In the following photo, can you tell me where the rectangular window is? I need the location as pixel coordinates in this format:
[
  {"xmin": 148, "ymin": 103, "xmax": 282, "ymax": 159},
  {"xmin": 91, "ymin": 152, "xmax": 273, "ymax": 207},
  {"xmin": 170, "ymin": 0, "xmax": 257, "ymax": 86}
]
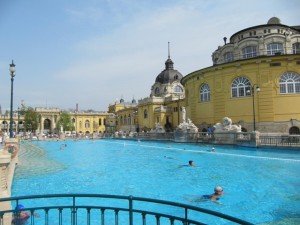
[
  {"xmin": 224, "ymin": 52, "xmax": 234, "ymax": 63},
  {"xmin": 287, "ymin": 83, "xmax": 294, "ymax": 93},
  {"xmin": 242, "ymin": 46, "xmax": 257, "ymax": 59},
  {"xmin": 232, "ymin": 89, "xmax": 237, "ymax": 97},
  {"xmin": 296, "ymin": 83, "xmax": 300, "ymax": 93},
  {"xmin": 280, "ymin": 84, "xmax": 285, "ymax": 93},
  {"xmin": 293, "ymin": 43, "xmax": 300, "ymax": 54},
  {"xmin": 238, "ymin": 87, "xmax": 245, "ymax": 96},
  {"xmin": 267, "ymin": 43, "xmax": 284, "ymax": 55}
]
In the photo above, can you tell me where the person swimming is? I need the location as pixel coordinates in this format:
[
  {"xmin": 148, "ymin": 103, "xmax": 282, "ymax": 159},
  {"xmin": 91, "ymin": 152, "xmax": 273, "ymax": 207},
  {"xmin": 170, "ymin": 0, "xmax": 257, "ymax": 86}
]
[
  {"xmin": 207, "ymin": 147, "xmax": 215, "ymax": 152},
  {"xmin": 179, "ymin": 160, "xmax": 196, "ymax": 168},
  {"xmin": 202, "ymin": 186, "xmax": 223, "ymax": 204},
  {"xmin": 188, "ymin": 160, "xmax": 195, "ymax": 166}
]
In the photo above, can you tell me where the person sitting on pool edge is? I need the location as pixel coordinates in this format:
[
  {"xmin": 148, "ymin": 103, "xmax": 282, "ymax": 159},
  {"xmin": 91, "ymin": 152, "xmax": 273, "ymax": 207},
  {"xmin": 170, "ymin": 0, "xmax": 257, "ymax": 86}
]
[
  {"xmin": 12, "ymin": 204, "xmax": 40, "ymax": 225},
  {"xmin": 202, "ymin": 186, "xmax": 224, "ymax": 205}
]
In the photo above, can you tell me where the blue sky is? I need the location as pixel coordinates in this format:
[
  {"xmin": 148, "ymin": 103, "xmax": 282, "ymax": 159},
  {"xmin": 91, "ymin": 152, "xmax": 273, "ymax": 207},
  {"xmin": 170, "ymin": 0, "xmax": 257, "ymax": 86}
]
[{"xmin": 0, "ymin": 0, "xmax": 299, "ymax": 112}]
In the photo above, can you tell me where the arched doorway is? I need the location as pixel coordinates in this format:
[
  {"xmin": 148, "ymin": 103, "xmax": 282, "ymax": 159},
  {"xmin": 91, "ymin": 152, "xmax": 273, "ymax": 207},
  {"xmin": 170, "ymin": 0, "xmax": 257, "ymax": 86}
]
[
  {"xmin": 44, "ymin": 119, "xmax": 51, "ymax": 133},
  {"xmin": 289, "ymin": 126, "xmax": 300, "ymax": 135}
]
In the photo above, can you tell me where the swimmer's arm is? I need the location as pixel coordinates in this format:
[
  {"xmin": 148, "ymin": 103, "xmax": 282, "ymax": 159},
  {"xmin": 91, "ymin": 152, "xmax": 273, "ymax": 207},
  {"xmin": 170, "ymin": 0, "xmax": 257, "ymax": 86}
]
[
  {"xmin": 210, "ymin": 196, "xmax": 223, "ymax": 205},
  {"xmin": 33, "ymin": 213, "xmax": 40, "ymax": 217}
]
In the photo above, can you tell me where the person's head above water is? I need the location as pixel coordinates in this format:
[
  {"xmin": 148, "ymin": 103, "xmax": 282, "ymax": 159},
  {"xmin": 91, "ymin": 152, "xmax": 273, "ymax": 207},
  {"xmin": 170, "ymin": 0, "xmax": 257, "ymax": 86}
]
[
  {"xmin": 214, "ymin": 186, "xmax": 223, "ymax": 195},
  {"xmin": 15, "ymin": 204, "xmax": 24, "ymax": 210},
  {"xmin": 188, "ymin": 160, "xmax": 195, "ymax": 166}
]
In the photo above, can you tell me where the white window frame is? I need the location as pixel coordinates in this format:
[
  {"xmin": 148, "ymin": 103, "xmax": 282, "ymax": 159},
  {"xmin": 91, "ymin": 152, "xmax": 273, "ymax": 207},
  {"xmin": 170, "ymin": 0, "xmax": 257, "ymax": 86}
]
[
  {"xmin": 279, "ymin": 72, "xmax": 300, "ymax": 94},
  {"xmin": 242, "ymin": 46, "xmax": 257, "ymax": 59},
  {"xmin": 232, "ymin": 77, "xmax": 251, "ymax": 97},
  {"xmin": 200, "ymin": 84, "xmax": 210, "ymax": 102},
  {"xmin": 267, "ymin": 42, "xmax": 284, "ymax": 55}
]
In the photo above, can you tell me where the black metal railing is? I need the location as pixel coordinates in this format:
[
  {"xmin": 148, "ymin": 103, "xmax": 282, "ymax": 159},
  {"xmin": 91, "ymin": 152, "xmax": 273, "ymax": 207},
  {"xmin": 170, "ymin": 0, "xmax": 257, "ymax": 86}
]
[{"xmin": 0, "ymin": 194, "xmax": 253, "ymax": 225}]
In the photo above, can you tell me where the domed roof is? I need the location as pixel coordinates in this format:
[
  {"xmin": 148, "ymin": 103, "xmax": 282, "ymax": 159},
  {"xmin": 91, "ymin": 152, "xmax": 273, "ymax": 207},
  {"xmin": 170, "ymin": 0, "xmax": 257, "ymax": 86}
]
[
  {"xmin": 267, "ymin": 17, "xmax": 281, "ymax": 25},
  {"xmin": 155, "ymin": 56, "xmax": 183, "ymax": 84},
  {"xmin": 155, "ymin": 42, "xmax": 183, "ymax": 84}
]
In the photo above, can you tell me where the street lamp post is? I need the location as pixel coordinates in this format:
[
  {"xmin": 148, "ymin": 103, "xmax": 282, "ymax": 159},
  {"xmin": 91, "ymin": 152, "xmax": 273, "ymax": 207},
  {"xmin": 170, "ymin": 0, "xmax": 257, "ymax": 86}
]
[
  {"xmin": 17, "ymin": 107, "xmax": 20, "ymax": 134},
  {"xmin": 248, "ymin": 84, "xmax": 260, "ymax": 131},
  {"xmin": 9, "ymin": 60, "xmax": 16, "ymax": 138}
]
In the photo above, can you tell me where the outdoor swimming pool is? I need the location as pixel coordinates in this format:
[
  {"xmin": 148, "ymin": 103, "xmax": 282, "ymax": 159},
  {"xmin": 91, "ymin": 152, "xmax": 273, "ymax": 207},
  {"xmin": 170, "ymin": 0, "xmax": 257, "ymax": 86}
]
[{"xmin": 12, "ymin": 139, "xmax": 300, "ymax": 224}]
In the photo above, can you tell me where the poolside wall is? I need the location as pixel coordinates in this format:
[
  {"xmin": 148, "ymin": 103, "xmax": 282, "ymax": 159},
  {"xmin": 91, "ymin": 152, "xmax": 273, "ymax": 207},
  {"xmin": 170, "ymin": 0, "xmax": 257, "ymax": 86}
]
[
  {"xmin": 113, "ymin": 132, "xmax": 300, "ymax": 148},
  {"xmin": 0, "ymin": 138, "xmax": 19, "ymax": 225}
]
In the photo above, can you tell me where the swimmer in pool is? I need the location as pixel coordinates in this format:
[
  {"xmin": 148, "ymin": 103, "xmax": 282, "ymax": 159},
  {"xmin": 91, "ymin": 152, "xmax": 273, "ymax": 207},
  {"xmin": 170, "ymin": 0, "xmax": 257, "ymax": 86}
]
[
  {"xmin": 202, "ymin": 186, "xmax": 224, "ymax": 205},
  {"xmin": 207, "ymin": 147, "xmax": 215, "ymax": 152},
  {"xmin": 164, "ymin": 156, "xmax": 176, "ymax": 159},
  {"xmin": 179, "ymin": 160, "xmax": 196, "ymax": 168},
  {"xmin": 189, "ymin": 160, "xmax": 195, "ymax": 166}
]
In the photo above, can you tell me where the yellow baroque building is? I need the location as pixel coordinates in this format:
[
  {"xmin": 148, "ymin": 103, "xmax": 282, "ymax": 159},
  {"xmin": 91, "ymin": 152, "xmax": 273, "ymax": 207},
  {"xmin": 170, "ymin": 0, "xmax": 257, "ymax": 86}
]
[
  {"xmin": 181, "ymin": 17, "xmax": 300, "ymax": 134},
  {"xmin": 110, "ymin": 46, "xmax": 186, "ymax": 133},
  {"xmin": 70, "ymin": 111, "xmax": 114, "ymax": 135}
]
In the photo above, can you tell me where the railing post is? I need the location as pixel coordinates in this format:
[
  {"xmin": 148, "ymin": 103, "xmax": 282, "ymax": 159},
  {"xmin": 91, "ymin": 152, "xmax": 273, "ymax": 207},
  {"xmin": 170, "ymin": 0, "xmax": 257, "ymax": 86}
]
[
  {"xmin": 129, "ymin": 195, "xmax": 133, "ymax": 225},
  {"xmin": 100, "ymin": 209, "xmax": 105, "ymax": 225},
  {"xmin": 184, "ymin": 207, "xmax": 188, "ymax": 225},
  {"xmin": 115, "ymin": 209, "xmax": 119, "ymax": 225},
  {"xmin": 72, "ymin": 196, "xmax": 76, "ymax": 225}
]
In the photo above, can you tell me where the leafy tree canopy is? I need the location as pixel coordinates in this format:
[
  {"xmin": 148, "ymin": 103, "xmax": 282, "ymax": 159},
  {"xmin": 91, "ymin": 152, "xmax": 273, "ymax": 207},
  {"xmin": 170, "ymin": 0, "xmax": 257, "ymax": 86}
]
[
  {"xmin": 24, "ymin": 107, "xmax": 38, "ymax": 132},
  {"xmin": 56, "ymin": 111, "xmax": 74, "ymax": 132}
]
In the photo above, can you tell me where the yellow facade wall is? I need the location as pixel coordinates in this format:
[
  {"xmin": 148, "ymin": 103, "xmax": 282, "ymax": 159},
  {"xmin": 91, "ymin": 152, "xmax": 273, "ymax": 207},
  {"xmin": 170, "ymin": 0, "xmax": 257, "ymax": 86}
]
[{"xmin": 182, "ymin": 55, "xmax": 300, "ymax": 132}]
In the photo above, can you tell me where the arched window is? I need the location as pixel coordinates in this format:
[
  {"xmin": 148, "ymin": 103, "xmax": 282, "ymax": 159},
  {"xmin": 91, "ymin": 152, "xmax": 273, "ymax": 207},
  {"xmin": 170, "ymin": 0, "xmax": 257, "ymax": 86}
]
[
  {"xmin": 267, "ymin": 43, "xmax": 283, "ymax": 55},
  {"xmin": 293, "ymin": 43, "xmax": 300, "ymax": 54},
  {"xmin": 120, "ymin": 116, "xmax": 123, "ymax": 125},
  {"xmin": 99, "ymin": 118, "xmax": 102, "ymax": 125},
  {"xmin": 200, "ymin": 84, "xmax": 210, "ymax": 102},
  {"xmin": 155, "ymin": 87, "xmax": 160, "ymax": 94},
  {"xmin": 224, "ymin": 52, "xmax": 234, "ymax": 63},
  {"xmin": 232, "ymin": 77, "xmax": 251, "ymax": 97},
  {"xmin": 242, "ymin": 46, "xmax": 257, "ymax": 59},
  {"xmin": 124, "ymin": 115, "xmax": 127, "ymax": 125},
  {"xmin": 279, "ymin": 72, "xmax": 300, "ymax": 94},
  {"xmin": 85, "ymin": 120, "xmax": 90, "ymax": 128},
  {"xmin": 144, "ymin": 109, "xmax": 148, "ymax": 119},
  {"xmin": 174, "ymin": 85, "xmax": 183, "ymax": 93}
]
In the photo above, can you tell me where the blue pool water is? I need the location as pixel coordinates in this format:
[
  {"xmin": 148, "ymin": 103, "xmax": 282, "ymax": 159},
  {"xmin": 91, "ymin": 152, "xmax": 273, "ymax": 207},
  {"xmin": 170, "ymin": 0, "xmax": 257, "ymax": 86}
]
[{"xmin": 12, "ymin": 139, "xmax": 300, "ymax": 224}]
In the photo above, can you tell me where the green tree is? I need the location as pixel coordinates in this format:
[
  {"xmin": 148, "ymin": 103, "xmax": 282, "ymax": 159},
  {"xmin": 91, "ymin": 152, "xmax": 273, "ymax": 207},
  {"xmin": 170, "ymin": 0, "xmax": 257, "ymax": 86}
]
[
  {"xmin": 24, "ymin": 107, "xmax": 38, "ymax": 132},
  {"xmin": 56, "ymin": 111, "xmax": 74, "ymax": 132}
]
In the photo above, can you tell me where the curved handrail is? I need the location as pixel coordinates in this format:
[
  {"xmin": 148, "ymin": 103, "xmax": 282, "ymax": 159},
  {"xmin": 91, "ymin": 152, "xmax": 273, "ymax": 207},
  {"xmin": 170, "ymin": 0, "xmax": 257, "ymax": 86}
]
[{"xmin": 0, "ymin": 193, "xmax": 254, "ymax": 225}]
